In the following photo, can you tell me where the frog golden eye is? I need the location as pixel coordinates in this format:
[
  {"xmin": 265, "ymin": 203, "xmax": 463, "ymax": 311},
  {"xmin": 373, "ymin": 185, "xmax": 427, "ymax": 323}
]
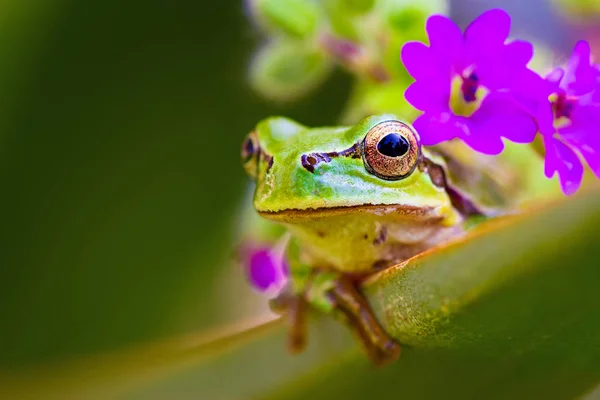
[
  {"xmin": 362, "ymin": 120, "xmax": 421, "ymax": 180},
  {"xmin": 241, "ymin": 130, "xmax": 260, "ymax": 179}
]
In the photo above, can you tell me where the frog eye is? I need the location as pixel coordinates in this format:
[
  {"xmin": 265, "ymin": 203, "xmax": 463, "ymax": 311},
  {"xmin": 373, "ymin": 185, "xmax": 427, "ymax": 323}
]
[
  {"xmin": 362, "ymin": 120, "xmax": 421, "ymax": 180},
  {"xmin": 241, "ymin": 130, "xmax": 260, "ymax": 179}
]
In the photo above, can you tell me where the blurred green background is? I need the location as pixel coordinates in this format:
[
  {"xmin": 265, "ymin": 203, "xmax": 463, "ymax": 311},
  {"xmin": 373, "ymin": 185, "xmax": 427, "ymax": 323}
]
[
  {"xmin": 1, "ymin": 0, "xmax": 600, "ymax": 396},
  {"xmin": 0, "ymin": 0, "xmax": 353, "ymax": 369}
]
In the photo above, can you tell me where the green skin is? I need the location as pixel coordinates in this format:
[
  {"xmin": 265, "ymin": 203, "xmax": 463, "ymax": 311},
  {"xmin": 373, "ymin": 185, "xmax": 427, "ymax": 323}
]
[{"xmin": 242, "ymin": 113, "xmax": 475, "ymax": 364}]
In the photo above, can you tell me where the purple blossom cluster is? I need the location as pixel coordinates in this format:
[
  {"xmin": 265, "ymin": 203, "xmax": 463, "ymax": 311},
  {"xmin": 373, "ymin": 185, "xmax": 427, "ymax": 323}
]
[{"xmin": 401, "ymin": 9, "xmax": 600, "ymax": 195}]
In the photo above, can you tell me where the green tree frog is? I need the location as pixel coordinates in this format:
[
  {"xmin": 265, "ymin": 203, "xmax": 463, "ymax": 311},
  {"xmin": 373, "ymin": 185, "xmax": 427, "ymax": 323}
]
[{"xmin": 240, "ymin": 113, "xmax": 547, "ymax": 365}]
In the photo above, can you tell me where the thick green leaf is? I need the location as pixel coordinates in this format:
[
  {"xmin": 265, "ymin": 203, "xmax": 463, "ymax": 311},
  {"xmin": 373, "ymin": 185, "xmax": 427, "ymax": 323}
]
[
  {"xmin": 0, "ymin": 0, "xmax": 350, "ymax": 373},
  {"xmin": 4, "ymin": 185, "xmax": 600, "ymax": 399}
]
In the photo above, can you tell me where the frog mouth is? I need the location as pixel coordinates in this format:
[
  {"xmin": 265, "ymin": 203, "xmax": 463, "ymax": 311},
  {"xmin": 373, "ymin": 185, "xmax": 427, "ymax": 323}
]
[{"xmin": 258, "ymin": 203, "xmax": 444, "ymax": 222}]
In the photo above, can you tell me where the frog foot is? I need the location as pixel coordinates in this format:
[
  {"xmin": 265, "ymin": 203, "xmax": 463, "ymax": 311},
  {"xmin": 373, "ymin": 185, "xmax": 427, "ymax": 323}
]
[
  {"xmin": 269, "ymin": 291, "xmax": 308, "ymax": 354},
  {"xmin": 269, "ymin": 270, "xmax": 400, "ymax": 366},
  {"xmin": 328, "ymin": 277, "xmax": 401, "ymax": 366}
]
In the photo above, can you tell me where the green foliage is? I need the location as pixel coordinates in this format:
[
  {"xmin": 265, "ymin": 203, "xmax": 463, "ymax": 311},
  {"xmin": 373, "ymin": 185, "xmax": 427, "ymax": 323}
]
[
  {"xmin": 4, "ymin": 187, "xmax": 600, "ymax": 399},
  {"xmin": 0, "ymin": 0, "xmax": 256, "ymax": 368},
  {"xmin": 0, "ymin": 0, "xmax": 349, "ymax": 381},
  {"xmin": 3, "ymin": 1, "xmax": 598, "ymax": 399},
  {"xmin": 246, "ymin": 0, "xmax": 447, "ymax": 106}
]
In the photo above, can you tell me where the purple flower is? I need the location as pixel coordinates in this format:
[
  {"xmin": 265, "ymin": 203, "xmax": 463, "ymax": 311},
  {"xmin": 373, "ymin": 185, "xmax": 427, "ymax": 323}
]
[
  {"xmin": 535, "ymin": 41, "xmax": 600, "ymax": 195},
  {"xmin": 243, "ymin": 246, "xmax": 289, "ymax": 294},
  {"xmin": 401, "ymin": 9, "xmax": 539, "ymax": 155}
]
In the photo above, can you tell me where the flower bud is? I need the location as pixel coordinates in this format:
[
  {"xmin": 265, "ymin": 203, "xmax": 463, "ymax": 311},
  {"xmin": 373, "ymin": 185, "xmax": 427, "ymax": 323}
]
[
  {"xmin": 337, "ymin": 0, "xmax": 376, "ymax": 14},
  {"xmin": 249, "ymin": 39, "xmax": 333, "ymax": 102},
  {"xmin": 550, "ymin": 0, "xmax": 600, "ymax": 21},
  {"xmin": 251, "ymin": 0, "xmax": 321, "ymax": 38}
]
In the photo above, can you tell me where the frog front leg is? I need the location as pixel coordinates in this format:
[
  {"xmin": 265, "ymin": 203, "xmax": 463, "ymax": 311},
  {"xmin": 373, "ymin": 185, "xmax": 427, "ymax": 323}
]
[{"xmin": 271, "ymin": 266, "xmax": 400, "ymax": 366}]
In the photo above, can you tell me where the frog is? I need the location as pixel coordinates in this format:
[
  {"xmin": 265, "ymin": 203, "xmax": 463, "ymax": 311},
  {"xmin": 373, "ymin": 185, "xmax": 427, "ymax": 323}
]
[{"xmin": 240, "ymin": 113, "xmax": 513, "ymax": 365}]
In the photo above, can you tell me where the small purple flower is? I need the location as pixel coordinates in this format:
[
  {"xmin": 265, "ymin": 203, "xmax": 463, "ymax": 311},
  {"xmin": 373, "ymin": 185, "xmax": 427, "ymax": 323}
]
[
  {"xmin": 534, "ymin": 41, "xmax": 600, "ymax": 195},
  {"xmin": 243, "ymin": 245, "xmax": 289, "ymax": 294},
  {"xmin": 401, "ymin": 9, "xmax": 539, "ymax": 155}
]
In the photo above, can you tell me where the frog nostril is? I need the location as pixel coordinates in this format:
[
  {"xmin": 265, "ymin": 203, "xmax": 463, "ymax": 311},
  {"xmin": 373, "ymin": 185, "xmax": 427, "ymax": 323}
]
[
  {"xmin": 301, "ymin": 153, "xmax": 331, "ymax": 172},
  {"xmin": 301, "ymin": 154, "xmax": 319, "ymax": 172}
]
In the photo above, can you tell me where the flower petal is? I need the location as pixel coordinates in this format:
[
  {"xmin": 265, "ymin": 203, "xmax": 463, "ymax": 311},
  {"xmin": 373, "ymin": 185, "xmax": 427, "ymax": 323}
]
[
  {"xmin": 543, "ymin": 136, "xmax": 584, "ymax": 196},
  {"xmin": 562, "ymin": 40, "xmax": 597, "ymax": 95},
  {"xmin": 468, "ymin": 92, "xmax": 538, "ymax": 146},
  {"xmin": 545, "ymin": 137, "xmax": 585, "ymax": 196},
  {"xmin": 592, "ymin": 69, "xmax": 600, "ymax": 103},
  {"xmin": 534, "ymin": 102, "xmax": 556, "ymax": 136},
  {"xmin": 413, "ymin": 112, "xmax": 464, "ymax": 146},
  {"xmin": 464, "ymin": 9, "xmax": 511, "ymax": 47},
  {"xmin": 574, "ymin": 142, "xmax": 600, "ymax": 180},
  {"xmin": 459, "ymin": 123, "xmax": 505, "ymax": 155},
  {"xmin": 505, "ymin": 40, "xmax": 534, "ymax": 66},
  {"xmin": 401, "ymin": 41, "xmax": 448, "ymax": 81},
  {"xmin": 510, "ymin": 69, "xmax": 556, "ymax": 135},
  {"xmin": 426, "ymin": 14, "xmax": 463, "ymax": 66},
  {"xmin": 546, "ymin": 67, "xmax": 565, "ymax": 85},
  {"xmin": 478, "ymin": 40, "xmax": 535, "ymax": 90},
  {"xmin": 404, "ymin": 80, "xmax": 450, "ymax": 112},
  {"xmin": 560, "ymin": 104, "xmax": 600, "ymax": 178}
]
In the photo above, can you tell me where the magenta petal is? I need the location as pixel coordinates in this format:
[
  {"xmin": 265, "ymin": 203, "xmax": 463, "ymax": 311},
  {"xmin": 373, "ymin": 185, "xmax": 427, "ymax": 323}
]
[
  {"xmin": 564, "ymin": 136, "xmax": 600, "ymax": 180},
  {"xmin": 546, "ymin": 68, "xmax": 565, "ymax": 85},
  {"xmin": 405, "ymin": 80, "xmax": 450, "ymax": 112},
  {"xmin": 535, "ymin": 103, "xmax": 556, "ymax": 136},
  {"xmin": 562, "ymin": 40, "xmax": 597, "ymax": 95},
  {"xmin": 469, "ymin": 93, "xmax": 538, "ymax": 145},
  {"xmin": 426, "ymin": 14, "xmax": 462, "ymax": 64},
  {"xmin": 464, "ymin": 9, "xmax": 511, "ymax": 46},
  {"xmin": 504, "ymin": 40, "xmax": 534, "ymax": 66},
  {"xmin": 510, "ymin": 69, "xmax": 555, "ymax": 134},
  {"xmin": 413, "ymin": 112, "xmax": 464, "ymax": 146},
  {"xmin": 543, "ymin": 136, "xmax": 557, "ymax": 179},
  {"xmin": 478, "ymin": 40, "xmax": 534, "ymax": 90},
  {"xmin": 593, "ymin": 86, "xmax": 600, "ymax": 104},
  {"xmin": 560, "ymin": 105, "xmax": 600, "ymax": 178},
  {"xmin": 562, "ymin": 104, "xmax": 600, "ymax": 145},
  {"xmin": 459, "ymin": 121, "xmax": 505, "ymax": 155},
  {"xmin": 543, "ymin": 136, "xmax": 584, "ymax": 196},
  {"xmin": 401, "ymin": 41, "xmax": 442, "ymax": 81},
  {"xmin": 570, "ymin": 104, "xmax": 600, "ymax": 132},
  {"xmin": 573, "ymin": 142, "xmax": 600, "ymax": 180}
]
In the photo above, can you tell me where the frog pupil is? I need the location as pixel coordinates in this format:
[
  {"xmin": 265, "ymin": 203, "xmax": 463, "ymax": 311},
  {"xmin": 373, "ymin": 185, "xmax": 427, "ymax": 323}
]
[{"xmin": 377, "ymin": 133, "xmax": 409, "ymax": 157}]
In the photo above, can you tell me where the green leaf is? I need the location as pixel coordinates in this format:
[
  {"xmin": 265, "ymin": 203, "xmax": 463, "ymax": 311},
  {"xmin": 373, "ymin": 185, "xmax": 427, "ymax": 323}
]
[
  {"xmin": 4, "ymin": 185, "xmax": 600, "ymax": 399},
  {"xmin": 0, "ymin": 0, "xmax": 334, "ymax": 371}
]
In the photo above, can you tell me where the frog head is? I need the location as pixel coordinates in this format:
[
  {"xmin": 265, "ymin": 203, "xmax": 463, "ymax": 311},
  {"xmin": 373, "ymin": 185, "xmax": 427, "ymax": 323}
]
[{"xmin": 242, "ymin": 114, "xmax": 461, "ymax": 224}]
